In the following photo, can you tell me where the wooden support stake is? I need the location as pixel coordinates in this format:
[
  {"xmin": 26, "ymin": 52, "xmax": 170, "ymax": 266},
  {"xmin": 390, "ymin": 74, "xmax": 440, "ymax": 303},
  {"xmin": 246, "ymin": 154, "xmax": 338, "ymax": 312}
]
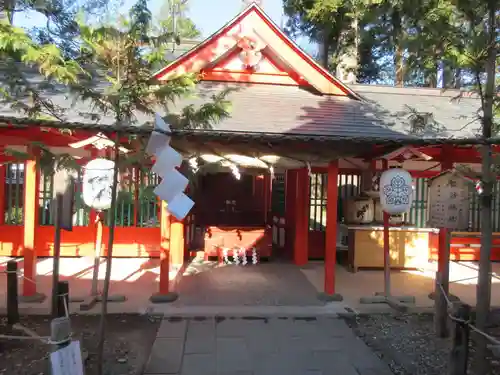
[
  {"xmin": 56, "ymin": 281, "xmax": 69, "ymax": 318},
  {"xmin": 449, "ymin": 303, "xmax": 471, "ymax": 375},
  {"xmin": 0, "ymin": 164, "xmax": 5, "ymax": 226},
  {"xmin": 434, "ymin": 228, "xmax": 451, "ymax": 337},
  {"xmin": 51, "ymin": 194, "xmax": 63, "ymax": 318},
  {"xmin": 6, "ymin": 260, "xmax": 19, "ymax": 325},
  {"xmin": 49, "ymin": 316, "xmax": 72, "ymax": 374}
]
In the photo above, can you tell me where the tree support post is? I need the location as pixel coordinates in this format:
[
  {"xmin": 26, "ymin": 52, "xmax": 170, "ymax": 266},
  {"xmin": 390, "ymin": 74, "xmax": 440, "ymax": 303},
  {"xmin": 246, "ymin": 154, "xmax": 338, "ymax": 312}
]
[{"xmin": 150, "ymin": 201, "xmax": 178, "ymax": 303}]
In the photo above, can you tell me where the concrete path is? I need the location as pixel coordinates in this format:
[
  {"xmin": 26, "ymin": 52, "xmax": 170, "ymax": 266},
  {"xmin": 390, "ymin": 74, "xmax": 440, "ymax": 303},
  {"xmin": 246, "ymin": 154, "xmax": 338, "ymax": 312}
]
[{"xmin": 144, "ymin": 316, "xmax": 393, "ymax": 375}]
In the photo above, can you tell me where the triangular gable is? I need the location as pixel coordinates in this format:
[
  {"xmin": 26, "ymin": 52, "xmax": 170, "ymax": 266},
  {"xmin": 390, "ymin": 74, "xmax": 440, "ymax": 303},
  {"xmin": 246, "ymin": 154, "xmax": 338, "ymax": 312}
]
[{"xmin": 153, "ymin": 3, "xmax": 359, "ymax": 97}]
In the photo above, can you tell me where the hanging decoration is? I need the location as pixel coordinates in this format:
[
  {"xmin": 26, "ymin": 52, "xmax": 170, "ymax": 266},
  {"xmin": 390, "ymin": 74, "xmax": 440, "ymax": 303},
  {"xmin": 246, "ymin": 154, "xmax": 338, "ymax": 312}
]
[
  {"xmin": 219, "ymin": 247, "xmax": 259, "ymax": 265},
  {"xmin": 240, "ymin": 248, "xmax": 247, "ymax": 265},
  {"xmin": 251, "ymin": 248, "xmax": 258, "ymax": 265},
  {"xmin": 189, "ymin": 157, "xmax": 199, "ymax": 174},
  {"xmin": 269, "ymin": 165, "xmax": 275, "ymax": 181},
  {"xmin": 146, "ymin": 114, "xmax": 194, "ymax": 220},
  {"xmin": 306, "ymin": 162, "xmax": 312, "ymax": 178},
  {"xmin": 82, "ymin": 158, "xmax": 118, "ymax": 211},
  {"xmin": 229, "ymin": 163, "xmax": 241, "ymax": 180},
  {"xmin": 222, "ymin": 248, "xmax": 230, "ymax": 264},
  {"xmin": 379, "ymin": 168, "xmax": 413, "ymax": 215},
  {"xmin": 475, "ymin": 181, "xmax": 483, "ymax": 195}
]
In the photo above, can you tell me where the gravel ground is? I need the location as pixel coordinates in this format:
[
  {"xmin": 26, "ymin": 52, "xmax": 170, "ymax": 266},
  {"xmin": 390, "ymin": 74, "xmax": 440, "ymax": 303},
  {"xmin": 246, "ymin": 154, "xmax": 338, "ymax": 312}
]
[
  {"xmin": 342, "ymin": 313, "xmax": 500, "ymax": 375},
  {"xmin": 0, "ymin": 314, "xmax": 160, "ymax": 375}
]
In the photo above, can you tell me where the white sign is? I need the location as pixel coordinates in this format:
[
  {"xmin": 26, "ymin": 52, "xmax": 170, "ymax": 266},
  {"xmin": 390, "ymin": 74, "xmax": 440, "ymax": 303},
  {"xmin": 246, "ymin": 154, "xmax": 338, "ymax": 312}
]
[
  {"xmin": 82, "ymin": 158, "xmax": 117, "ymax": 210},
  {"xmin": 50, "ymin": 341, "xmax": 84, "ymax": 375},
  {"xmin": 428, "ymin": 172, "xmax": 470, "ymax": 229}
]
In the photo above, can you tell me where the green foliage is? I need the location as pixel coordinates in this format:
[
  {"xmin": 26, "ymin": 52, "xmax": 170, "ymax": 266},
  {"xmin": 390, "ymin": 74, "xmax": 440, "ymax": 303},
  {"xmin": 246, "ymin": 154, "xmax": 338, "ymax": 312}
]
[{"xmin": 71, "ymin": 0, "xmax": 230, "ymax": 130}]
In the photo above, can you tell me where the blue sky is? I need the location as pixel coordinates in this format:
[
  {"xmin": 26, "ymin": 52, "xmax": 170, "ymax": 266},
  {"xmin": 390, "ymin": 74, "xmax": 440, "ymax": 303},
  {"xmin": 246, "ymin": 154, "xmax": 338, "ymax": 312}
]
[{"xmin": 14, "ymin": 0, "xmax": 315, "ymax": 55}]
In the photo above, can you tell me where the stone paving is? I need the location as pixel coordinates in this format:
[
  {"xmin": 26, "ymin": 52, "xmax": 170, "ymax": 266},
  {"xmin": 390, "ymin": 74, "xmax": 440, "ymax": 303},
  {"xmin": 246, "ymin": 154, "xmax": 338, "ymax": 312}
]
[
  {"xmin": 144, "ymin": 316, "xmax": 393, "ymax": 375},
  {"xmin": 173, "ymin": 262, "xmax": 323, "ymax": 306}
]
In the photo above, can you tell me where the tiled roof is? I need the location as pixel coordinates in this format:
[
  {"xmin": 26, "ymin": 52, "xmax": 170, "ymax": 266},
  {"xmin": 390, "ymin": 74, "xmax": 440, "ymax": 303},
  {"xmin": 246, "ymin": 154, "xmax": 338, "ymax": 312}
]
[
  {"xmin": 167, "ymin": 81, "xmax": 482, "ymax": 140},
  {"xmin": 0, "ymin": 63, "xmax": 482, "ymax": 141},
  {"xmin": 351, "ymin": 84, "xmax": 482, "ymax": 138}
]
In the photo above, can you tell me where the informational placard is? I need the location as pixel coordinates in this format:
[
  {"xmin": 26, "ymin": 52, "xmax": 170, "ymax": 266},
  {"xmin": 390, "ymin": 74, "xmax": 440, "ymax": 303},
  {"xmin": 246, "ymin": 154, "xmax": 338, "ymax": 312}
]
[
  {"xmin": 50, "ymin": 341, "xmax": 84, "ymax": 375},
  {"xmin": 52, "ymin": 167, "xmax": 75, "ymax": 231},
  {"xmin": 428, "ymin": 172, "xmax": 470, "ymax": 230}
]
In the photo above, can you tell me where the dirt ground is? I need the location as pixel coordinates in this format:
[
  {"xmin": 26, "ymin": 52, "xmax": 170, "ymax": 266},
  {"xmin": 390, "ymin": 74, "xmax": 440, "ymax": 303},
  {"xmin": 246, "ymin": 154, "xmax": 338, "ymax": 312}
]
[
  {"xmin": 0, "ymin": 314, "xmax": 160, "ymax": 375},
  {"xmin": 343, "ymin": 313, "xmax": 500, "ymax": 375}
]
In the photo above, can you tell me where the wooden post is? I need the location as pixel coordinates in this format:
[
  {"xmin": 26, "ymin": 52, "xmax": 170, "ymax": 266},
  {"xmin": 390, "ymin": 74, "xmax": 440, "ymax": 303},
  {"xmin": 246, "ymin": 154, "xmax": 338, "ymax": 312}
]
[
  {"xmin": 21, "ymin": 153, "xmax": 45, "ymax": 302},
  {"xmin": 435, "ymin": 230, "xmax": 451, "ymax": 337},
  {"xmin": 382, "ymin": 159, "xmax": 391, "ymax": 297},
  {"xmin": 133, "ymin": 167, "xmax": 139, "ymax": 226},
  {"xmin": 285, "ymin": 170, "xmax": 297, "ymax": 254},
  {"xmin": 435, "ymin": 152, "xmax": 454, "ymax": 337},
  {"xmin": 56, "ymin": 281, "xmax": 69, "ymax": 318},
  {"xmin": 49, "ymin": 316, "xmax": 72, "ymax": 372},
  {"xmin": 319, "ymin": 160, "xmax": 342, "ymax": 301},
  {"xmin": 293, "ymin": 168, "xmax": 309, "ymax": 266},
  {"xmin": 449, "ymin": 303, "xmax": 471, "ymax": 375},
  {"xmin": 263, "ymin": 174, "xmax": 270, "ymax": 224},
  {"xmin": 91, "ymin": 212, "xmax": 104, "ymax": 296},
  {"xmin": 150, "ymin": 200, "xmax": 178, "ymax": 303},
  {"xmin": 51, "ymin": 194, "xmax": 63, "ymax": 317},
  {"xmin": 170, "ymin": 217, "xmax": 184, "ymax": 267},
  {"xmin": 0, "ymin": 164, "xmax": 5, "ymax": 225},
  {"xmin": 6, "ymin": 260, "xmax": 19, "ymax": 325}
]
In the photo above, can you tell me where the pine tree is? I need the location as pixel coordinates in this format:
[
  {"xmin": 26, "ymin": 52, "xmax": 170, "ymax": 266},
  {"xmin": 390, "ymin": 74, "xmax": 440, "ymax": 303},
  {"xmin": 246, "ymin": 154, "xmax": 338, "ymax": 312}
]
[{"xmin": 1, "ymin": 2, "xmax": 232, "ymax": 373}]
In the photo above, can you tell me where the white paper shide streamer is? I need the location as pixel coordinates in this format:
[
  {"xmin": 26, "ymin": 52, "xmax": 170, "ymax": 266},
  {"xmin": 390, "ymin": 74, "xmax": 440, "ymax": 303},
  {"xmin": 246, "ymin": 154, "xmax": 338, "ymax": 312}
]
[
  {"xmin": 147, "ymin": 113, "xmax": 194, "ymax": 220},
  {"xmin": 219, "ymin": 247, "xmax": 259, "ymax": 265}
]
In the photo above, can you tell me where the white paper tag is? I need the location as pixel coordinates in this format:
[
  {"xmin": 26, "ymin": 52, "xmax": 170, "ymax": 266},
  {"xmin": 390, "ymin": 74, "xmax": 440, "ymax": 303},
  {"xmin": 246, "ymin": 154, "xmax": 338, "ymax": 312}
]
[{"xmin": 50, "ymin": 341, "xmax": 84, "ymax": 375}]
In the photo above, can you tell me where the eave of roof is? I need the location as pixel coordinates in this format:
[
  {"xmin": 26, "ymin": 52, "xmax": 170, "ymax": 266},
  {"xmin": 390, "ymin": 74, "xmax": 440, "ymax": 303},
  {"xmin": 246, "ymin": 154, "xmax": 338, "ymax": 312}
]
[{"xmin": 0, "ymin": 115, "xmax": 497, "ymax": 147}]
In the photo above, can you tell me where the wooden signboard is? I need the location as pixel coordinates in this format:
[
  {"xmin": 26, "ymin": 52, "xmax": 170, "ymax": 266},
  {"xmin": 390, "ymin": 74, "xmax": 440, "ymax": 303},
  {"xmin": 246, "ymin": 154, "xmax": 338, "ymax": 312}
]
[
  {"xmin": 427, "ymin": 171, "xmax": 470, "ymax": 230},
  {"xmin": 52, "ymin": 167, "xmax": 75, "ymax": 232}
]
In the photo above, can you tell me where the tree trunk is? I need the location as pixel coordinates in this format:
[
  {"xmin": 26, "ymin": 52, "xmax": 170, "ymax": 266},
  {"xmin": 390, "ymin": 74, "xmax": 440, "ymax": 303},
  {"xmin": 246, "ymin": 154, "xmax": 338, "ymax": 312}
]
[
  {"xmin": 320, "ymin": 36, "xmax": 329, "ymax": 69},
  {"xmin": 96, "ymin": 139, "xmax": 121, "ymax": 375},
  {"xmin": 453, "ymin": 68, "xmax": 462, "ymax": 89},
  {"xmin": 392, "ymin": 8, "xmax": 404, "ymax": 87},
  {"xmin": 0, "ymin": 0, "xmax": 15, "ymax": 24},
  {"xmin": 474, "ymin": 3, "xmax": 497, "ymax": 373}
]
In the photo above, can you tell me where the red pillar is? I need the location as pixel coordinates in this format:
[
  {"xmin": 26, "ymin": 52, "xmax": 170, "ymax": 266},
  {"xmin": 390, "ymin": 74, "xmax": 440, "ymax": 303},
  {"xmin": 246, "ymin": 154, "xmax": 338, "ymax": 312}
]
[
  {"xmin": 150, "ymin": 201, "xmax": 178, "ymax": 303},
  {"xmin": 285, "ymin": 170, "xmax": 297, "ymax": 254},
  {"xmin": 21, "ymin": 152, "xmax": 45, "ymax": 302},
  {"xmin": 321, "ymin": 160, "xmax": 342, "ymax": 300},
  {"xmin": 294, "ymin": 168, "xmax": 309, "ymax": 265}
]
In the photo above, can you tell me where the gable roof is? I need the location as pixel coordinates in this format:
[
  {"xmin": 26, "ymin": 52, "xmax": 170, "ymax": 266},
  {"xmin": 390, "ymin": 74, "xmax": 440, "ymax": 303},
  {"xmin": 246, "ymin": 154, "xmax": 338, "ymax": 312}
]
[{"xmin": 152, "ymin": 3, "xmax": 361, "ymax": 98}]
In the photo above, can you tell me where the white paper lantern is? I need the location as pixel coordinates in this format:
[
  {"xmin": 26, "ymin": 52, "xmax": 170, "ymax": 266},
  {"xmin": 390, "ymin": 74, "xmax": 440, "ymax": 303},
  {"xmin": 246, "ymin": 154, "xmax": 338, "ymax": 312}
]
[
  {"xmin": 379, "ymin": 168, "xmax": 413, "ymax": 215},
  {"xmin": 82, "ymin": 158, "xmax": 117, "ymax": 210}
]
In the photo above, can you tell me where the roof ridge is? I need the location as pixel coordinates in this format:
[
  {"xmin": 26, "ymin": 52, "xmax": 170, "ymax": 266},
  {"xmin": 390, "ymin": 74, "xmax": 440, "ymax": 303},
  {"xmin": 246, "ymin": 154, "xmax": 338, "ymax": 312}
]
[{"xmin": 350, "ymin": 84, "xmax": 480, "ymax": 99}]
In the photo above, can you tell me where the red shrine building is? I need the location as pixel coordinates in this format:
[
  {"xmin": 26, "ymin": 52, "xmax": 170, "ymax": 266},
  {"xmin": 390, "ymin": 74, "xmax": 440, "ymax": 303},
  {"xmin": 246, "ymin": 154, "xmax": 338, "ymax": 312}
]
[{"xmin": 0, "ymin": 3, "xmax": 492, "ymax": 301}]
